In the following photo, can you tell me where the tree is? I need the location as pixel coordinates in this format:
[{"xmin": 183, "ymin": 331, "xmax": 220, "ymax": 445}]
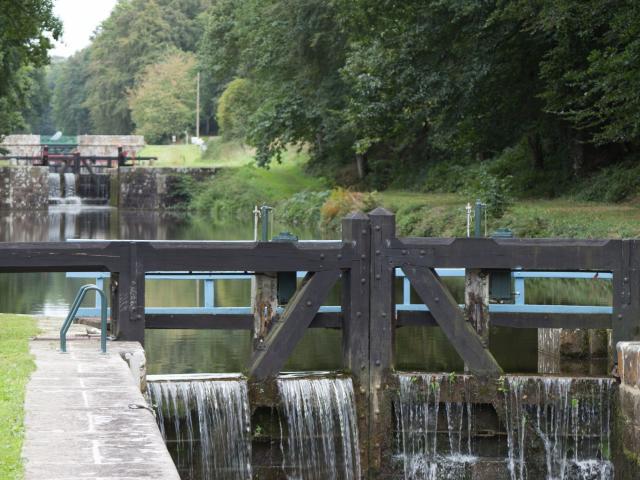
[
  {"xmin": 216, "ymin": 78, "xmax": 254, "ymax": 141},
  {"xmin": 85, "ymin": 0, "xmax": 210, "ymax": 134},
  {"xmin": 199, "ymin": 0, "xmax": 354, "ymax": 174},
  {"xmin": 52, "ymin": 49, "xmax": 93, "ymax": 134},
  {"xmin": 129, "ymin": 51, "xmax": 197, "ymax": 143},
  {"xmin": 0, "ymin": 0, "xmax": 61, "ymax": 136}
]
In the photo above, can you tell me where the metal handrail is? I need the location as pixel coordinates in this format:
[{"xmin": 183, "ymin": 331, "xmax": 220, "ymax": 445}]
[{"xmin": 60, "ymin": 284, "xmax": 108, "ymax": 354}]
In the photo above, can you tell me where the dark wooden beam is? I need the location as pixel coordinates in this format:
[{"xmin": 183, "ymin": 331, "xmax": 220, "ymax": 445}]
[
  {"xmin": 141, "ymin": 241, "xmax": 353, "ymax": 272},
  {"xmin": 144, "ymin": 310, "xmax": 611, "ymax": 330},
  {"xmin": 341, "ymin": 212, "xmax": 371, "ymax": 475},
  {"xmin": 396, "ymin": 311, "xmax": 611, "ymax": 329},
  {"xmin": 369, "ymin": 208, "xmax": 396, "ymax": 472},
  {"xmin": 0, "ymin": 242, "xmax": 124, "ymax": 271},
  {"xmin": 390, "ymin": 237, "xmax": 622, "ymax": 271},
  {"xmin": 402, "ymin": 266, "xmax": 503, "ymax": 376},
  {"xmin": 145, "ymin": 312, "xmax": 342, "ymax": 329},
  {"xmin": 249, "ymin": 269, "xmax": 342, "ymax": 380},
  {"xmin": 492, "ymin": 312, "xmax": 612, "ymax": 329},
  {"xmin": 112, "ymin": 243, "xmax": 145, "ymax": 345},
  {"xmin": 613, "ymin": 240, "xmax": 640, "ymax": 346}
]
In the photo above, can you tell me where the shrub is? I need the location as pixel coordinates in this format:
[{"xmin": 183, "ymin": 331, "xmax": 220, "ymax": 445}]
[
  {"xmin": 216, "ymin": 78, "xmax": 255, "ymax": 141},
  {"xmin": 575, "ymin": 161, "xmax": 640, "ymax": 203},
  {"xmin": 320, "ymin": 188, "xmax": 379, "ymax": 229},
  {"xmin": 278, "ymin": 191, "xmax": 330, "ymax": 228}
]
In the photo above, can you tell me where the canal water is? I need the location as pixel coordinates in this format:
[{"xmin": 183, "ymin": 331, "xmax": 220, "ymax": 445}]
[{"xmin": 0, "ymin": 206, "xmax": 612, "ymax": 375}]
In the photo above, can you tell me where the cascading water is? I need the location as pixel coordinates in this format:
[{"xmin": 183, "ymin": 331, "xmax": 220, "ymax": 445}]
[
  {"xmin": 147, "ymin": 377, "xmax": 252, "ymax": 480},
  {"xmin": 48, "ymin": 173, "xmax": 62, "ymax": 204},
  {"xmin": 277, "ymin": 376, "xmax": 361, "ymax": 480},
  {"xmin": 395, "ymin": 374, "xmax": 475, "ymax": 480},
  {"xmin": 502, "ymin": 376, "xmax": 614, "ymax": 480},
  {"xmin": 63, "ymin": 172, "xmax": 81, "ymax": 204}
]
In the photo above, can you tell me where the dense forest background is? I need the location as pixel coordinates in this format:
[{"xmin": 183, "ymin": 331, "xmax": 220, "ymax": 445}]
[{"xmin": 3, "ymin": 0, "xmax": 640, "ymax": 201}]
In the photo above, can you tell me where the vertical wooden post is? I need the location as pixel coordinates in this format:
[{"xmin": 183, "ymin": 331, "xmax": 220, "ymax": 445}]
[
  {"xmin": 341, "ymin": 212, "xmax": 371, "ymax": 474},
  {"xmin": 537, "ymin": 328, "xmax": 561, "ymax": 374},
  {"xmin": 613, "ymin": 240, "xmax": 640, "ymax": 355},
  {"xmin": 251, "ymin": 273, "xmax": 278, "ymax": 350},
  {"xmin": 464, "ymin": 269, "xmax": 490, "ymax": 346},
  {"xmin": 112, "ymin": 243, "xmax": 145, "ymax": 345},
  {"xmin": 368, "ymin": 207, "xmax": 395, "ymax": 474}
]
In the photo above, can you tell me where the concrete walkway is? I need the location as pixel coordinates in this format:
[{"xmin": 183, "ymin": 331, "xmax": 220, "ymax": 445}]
[{"xmin": 22, "ymin": 319, "xmax": 180, "ymax": 480}]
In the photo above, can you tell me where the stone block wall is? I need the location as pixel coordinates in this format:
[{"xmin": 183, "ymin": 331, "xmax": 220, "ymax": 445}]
[
  {"xmin": 1, "ymin": 134, "xmax": 41, "ymax": 157},
  {"xmin": 77, "ymin": 135, "xmax": 145, "ymax": 157},
  {"xmin": 0, "ymin": 166, "xmax": 49, "ymax": 210},
  {"xmin": 614, "ymin": 342, "xmax": 640, "ymax": 476},
  {"xmin": 117, "ymin": 167, "xmax": 216, "ymax": 210}
]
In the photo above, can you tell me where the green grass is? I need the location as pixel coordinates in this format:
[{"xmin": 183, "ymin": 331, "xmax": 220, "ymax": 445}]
[
  {"xmin": 191, "ymin": 146, "xmax": 326, "ymax": 218},
  {"xmin": 0, "ymin": 314, "xmax": 37, "ymax": 480},
  {"xmin": 138, "ymin": 137, "xmax": 256, "ymax": 168},
  {"xmin": 379, "ymin": 191, "xmax": 640, "ymax": 238}
]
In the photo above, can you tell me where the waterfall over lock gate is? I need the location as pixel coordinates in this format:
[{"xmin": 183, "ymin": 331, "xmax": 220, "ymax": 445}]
[
  {"xmin": 395, "ymin": 374, "xmax": 614, "ymax": 480},
  {"xmin": 63, "ymin": 172, "xmax": 81, "ymax": 204},
  {"xmin": 395, "ymin": 374, "xmax": 477, "ymax": 480},
  {"xmin": 147, "ymin": 378, "xmax": 253, "ymax": 480},
  {"xmin": 48, "ymin": 173, "xmax": 62, "ymax": 203},
  {"xmin": 502, "ymin": 377, "xmax": 614, "ymax": 480},
  {"xmin": 277, "ymin": 376, "xmax": 361, "ymax": 480}
]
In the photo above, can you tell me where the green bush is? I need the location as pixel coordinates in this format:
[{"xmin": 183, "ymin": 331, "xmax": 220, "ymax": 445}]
[
  {"xmin": 191, "ymin": 165, "xmax": 278, "ymax": 218},
  {"xmin": 278, "ymin": 191, "xmax": 330, "ymax": 229},
  {"xmin": 422, "ymin": 161, "xmax": 512, "ymax": 218},
  {"xmin": 216, "ymin": 78, "xmax": 255, "ymax": 141},
  {"xmin": 575, "ymin": 161, "xmax": 640, "ymax": 203}
]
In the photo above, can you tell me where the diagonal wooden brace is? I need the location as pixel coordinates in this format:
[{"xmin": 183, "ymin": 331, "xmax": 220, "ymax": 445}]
[
  {"xmin": 249, "ymin": 269, "xmax": 342, "ymax": 380},
  {"xmin": 402, "ymin": 266, "xmax": 503, "ymax": 376}
]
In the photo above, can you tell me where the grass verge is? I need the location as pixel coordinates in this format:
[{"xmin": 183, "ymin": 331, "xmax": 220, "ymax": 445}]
[
  {"xmin": 138, "ymin": 137, "xmax": 255, "ymax": 168},
  {"xmin": 0, "ymin": 314, "xmax": 37, "ymax": 480}
]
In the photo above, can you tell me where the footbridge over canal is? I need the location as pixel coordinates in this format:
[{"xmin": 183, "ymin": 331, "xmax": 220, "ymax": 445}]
[{"xmin": 11, "ymin": 209, "xmax": 640, "ymax": 478}]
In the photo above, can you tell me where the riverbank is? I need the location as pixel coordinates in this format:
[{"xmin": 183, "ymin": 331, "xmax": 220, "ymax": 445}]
[
  {"xmin": 135, "ymin": 139, "xmax": 640, "ymax": 238},
  {"xmin": 0, "ymin": 314, "xmax": 37, "ymax": 480}
]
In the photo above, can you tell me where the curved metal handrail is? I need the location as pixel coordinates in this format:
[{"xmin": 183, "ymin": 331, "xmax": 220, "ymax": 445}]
[{"xmin": 60, "ymin": 284, "xmax": 109, "ymax": 353}]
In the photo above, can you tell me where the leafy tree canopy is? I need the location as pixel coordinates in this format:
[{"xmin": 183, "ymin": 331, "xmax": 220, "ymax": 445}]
[
  {"xmin": 129, "ymin": 50, "xmax": 197, "ymax": 143},
  {"xmin": 0, "ymin": 0, "xmax": 61, "ymax": 135}
]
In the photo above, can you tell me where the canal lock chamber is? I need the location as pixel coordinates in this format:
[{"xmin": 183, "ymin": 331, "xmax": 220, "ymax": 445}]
[{"xmin": 145, "ymin": 371, "xmax": 623, "ymax": 479}]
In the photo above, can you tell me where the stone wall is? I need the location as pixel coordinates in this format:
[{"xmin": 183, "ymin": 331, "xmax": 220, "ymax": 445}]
[
  {"xmin": 1, "ymin": 134, "xmax": 41, "ymax": 157},
  {"xmin": 77, "ymin": 135, "xmax": 145, "ymax": 157},
  {"xmin": 0, "ymin": 166, "xmax": 49, "ymax": 210},
  {"xmin": 2, "ymin": 134, "xmax": 145, "ymax": 157},
  {"xmin": 117, "ymin": 167, "xmax": 216, "ymax": 210},
  {"xmin": 614, "ymin": 342, "xmax": 640, "ymax": 476}
]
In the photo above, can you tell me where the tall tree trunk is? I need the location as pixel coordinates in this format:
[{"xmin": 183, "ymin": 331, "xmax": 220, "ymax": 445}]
[
  {"xmin": 356, "ymin": 153, "xmax": 367, "ymax": 180},
  {"xmin": 528, "ymin": 133, "xmax": 544, "ymax": 170}
]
